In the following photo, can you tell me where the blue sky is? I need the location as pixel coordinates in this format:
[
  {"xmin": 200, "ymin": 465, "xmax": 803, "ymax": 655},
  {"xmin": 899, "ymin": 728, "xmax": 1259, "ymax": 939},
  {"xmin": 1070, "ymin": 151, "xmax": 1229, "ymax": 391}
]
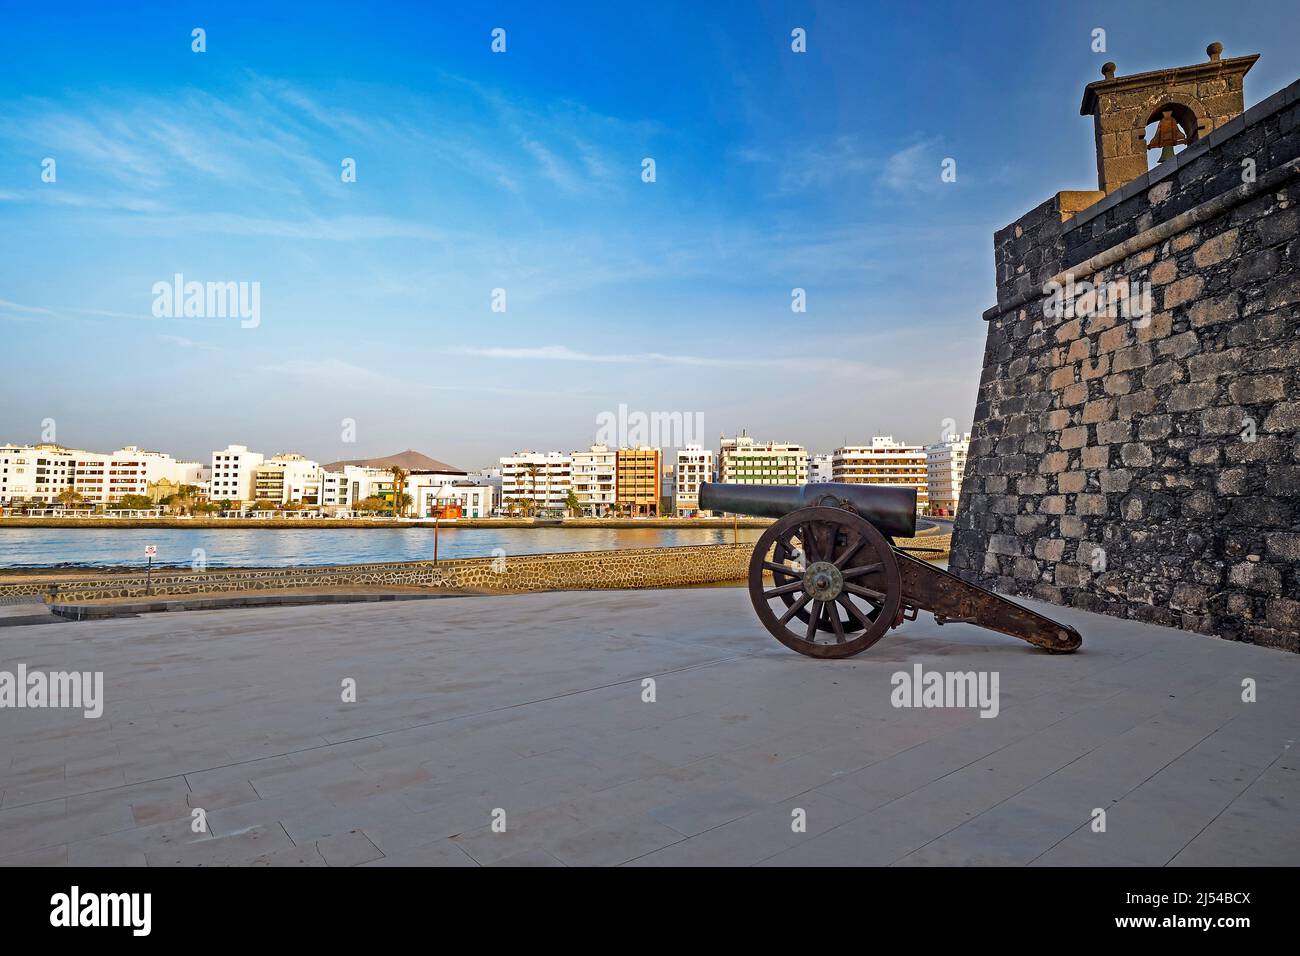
[{"xmin": 2, "ymin": 0, "xmax": 1296, "ymax": 468}]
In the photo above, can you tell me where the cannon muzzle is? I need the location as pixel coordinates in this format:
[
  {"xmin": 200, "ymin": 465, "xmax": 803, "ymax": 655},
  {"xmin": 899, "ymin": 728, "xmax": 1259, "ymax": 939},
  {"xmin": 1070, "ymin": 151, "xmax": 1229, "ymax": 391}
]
[{"xmin": 699, "ymin": 482, "xmax": 917, "ymax": 538}]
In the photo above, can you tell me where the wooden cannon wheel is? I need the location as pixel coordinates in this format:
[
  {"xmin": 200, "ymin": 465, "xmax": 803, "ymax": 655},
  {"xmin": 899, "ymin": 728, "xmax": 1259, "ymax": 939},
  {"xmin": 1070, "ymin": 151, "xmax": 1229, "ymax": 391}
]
[{"xmin": 748, "ymin": 506, "xmax": 902, "ymax": 658}]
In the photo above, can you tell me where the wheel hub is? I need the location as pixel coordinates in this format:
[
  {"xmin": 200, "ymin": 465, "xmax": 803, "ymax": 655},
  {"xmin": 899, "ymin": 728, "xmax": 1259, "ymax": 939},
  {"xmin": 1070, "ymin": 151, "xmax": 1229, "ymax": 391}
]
[{"xmin": 803, "ymin": 561, "xmax": 843, "ymax": 601}]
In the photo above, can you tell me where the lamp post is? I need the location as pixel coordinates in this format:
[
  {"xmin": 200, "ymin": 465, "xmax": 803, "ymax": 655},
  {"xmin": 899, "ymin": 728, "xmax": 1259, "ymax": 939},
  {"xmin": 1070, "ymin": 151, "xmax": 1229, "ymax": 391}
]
[{"xmin": 432, "ymin": 484, "xmax": 455, "ymax": 564}]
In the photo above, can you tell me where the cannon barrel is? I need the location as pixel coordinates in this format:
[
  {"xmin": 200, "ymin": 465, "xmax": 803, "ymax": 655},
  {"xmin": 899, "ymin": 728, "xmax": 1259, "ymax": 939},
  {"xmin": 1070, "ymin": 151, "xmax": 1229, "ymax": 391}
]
[{"xmin": 699, "ymin": 482, "xmax": 917, "ymax": 539}]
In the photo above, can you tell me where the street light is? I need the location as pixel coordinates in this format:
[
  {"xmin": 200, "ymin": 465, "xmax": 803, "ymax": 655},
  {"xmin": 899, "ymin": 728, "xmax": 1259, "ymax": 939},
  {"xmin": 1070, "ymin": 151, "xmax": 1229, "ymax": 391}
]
[{"xmin": 432, "ymin": 483, "xmax": 456, "ymax": 564}]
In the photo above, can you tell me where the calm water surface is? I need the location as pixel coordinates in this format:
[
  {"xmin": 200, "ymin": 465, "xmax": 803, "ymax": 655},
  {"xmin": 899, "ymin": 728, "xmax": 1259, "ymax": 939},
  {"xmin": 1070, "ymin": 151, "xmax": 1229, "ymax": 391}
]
[{"xmin": 0, "ymin": 526, "xmax": 765, "ymax": 569}]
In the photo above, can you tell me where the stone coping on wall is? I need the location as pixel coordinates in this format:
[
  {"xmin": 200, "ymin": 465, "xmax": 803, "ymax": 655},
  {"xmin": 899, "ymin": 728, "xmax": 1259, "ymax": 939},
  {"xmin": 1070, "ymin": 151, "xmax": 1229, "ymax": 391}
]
[
  {"xmin": 0, "ymin": 543, "xmax": 758, "ymax": 603},
  {"xmin": 0, "ymin": 516, "xmax": 776, "ymax": 530},
  {"xmin": 50, "ymin": 591, "xmax": 462, "ymax": 620}
]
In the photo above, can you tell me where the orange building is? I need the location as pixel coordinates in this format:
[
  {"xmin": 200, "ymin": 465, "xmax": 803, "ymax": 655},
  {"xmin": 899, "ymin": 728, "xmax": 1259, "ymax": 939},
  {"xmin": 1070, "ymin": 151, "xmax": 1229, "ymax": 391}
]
[{"xmin": 615, "ymin": 447, "xmax": 661, "ymax": 516}]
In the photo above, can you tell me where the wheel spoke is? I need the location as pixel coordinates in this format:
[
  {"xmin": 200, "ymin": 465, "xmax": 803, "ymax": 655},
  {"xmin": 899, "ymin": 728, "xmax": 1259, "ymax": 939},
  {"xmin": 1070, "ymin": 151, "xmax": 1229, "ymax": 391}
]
[
  {"xmin": 764, "ymin": 579, "xmax": 804, "ymax": 599},
  {"xmin": 804, "ymin": 600, "xmax": 823, "ymax": 642},
  {"xmin": 801, "ymin": 524, "xmax": 825, "ymax": 563},
  {"xmin": 828, "ymin": 603, "xmax": 847, "ymax": 642},
  {"xmin": 837, "ymin": 593, "xmax": 874, "ymax": 629},
  {"xmin": 844, "ymin": 582, "xmax": 886, "ymax": 602},
  {"xmin": 778, "ymin": 592, "xmax": 812, "ymax": 626},
  {"xmin": 842, "ymin": 562, "xmax": 883, "ymax": 579},
  {"xmin": 833, "ymin": 533, "xmax": 864, "ymax": 569},
  {"xmin": 763, "ymin": 560, "xmax": 799, "ymax": 578},
  {"xmin": 777, "ymin": 538, "xmax": 805, "ymax": 571}
]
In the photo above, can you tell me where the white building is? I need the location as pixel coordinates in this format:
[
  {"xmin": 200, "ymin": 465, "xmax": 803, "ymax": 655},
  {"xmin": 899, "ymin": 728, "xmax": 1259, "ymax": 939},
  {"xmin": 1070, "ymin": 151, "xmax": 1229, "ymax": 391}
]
[
  {"xmin": 0, "ymin": 443, "xmax": 207, "ymax": 507},
  {"xmin": 406, "ymin": 470, "xmax": 471, "ymax": 517},
  {"xmin": 809, "ymin": 453, "xmax": 834, "ymax": 484},
  {"xmin": 718, "ymin": 435, "xmax": 807, "ymax": 485},
  {"xmin": 571, "ymin": 443, "xmax": 616, "ymax": 517},
  {"xmin": 320, "ymin": 469, "xmax": 355, "ymax": 511},
  {"xmin": 832, "ymin": 437, "xmax": 929, "ymax": 514},
  {"xmin": 74, "ymin": 447, "xmax": 205, "ymax": 506},
  {"xmin": 411, "ymin": 481, "xmax": 492, "ymax": 519},
  {"xmin": 0, "ymin": 443, "xmax": 78, "ymax": 504},
  {"xmin": 499, "ymin": 451, "xmax": 573, "ymax": 514},
  {"xmin": 89, "ymin": 446, "xmax": 206, "ymax": 505},
  {"xmin": 674, "ymin": 444, "xmax": 714, "ymax": 516},
  {"xmin": 926, "ymin": 433, "xmax": 971, "ymax": 516},
  {"xmin": 318, "ymin": 465, "xmax": 384, "ymax": 510},
  {"xmin": 209, "ymin": 444, "xmax": 265, "ymax": 504},
  {"xmin": 464, "ymin": 467, "xmax": 503, "ymax": 513},
  {"xmin": 253, "ymin": 453, "xmax": 323, "ymax": 506}
]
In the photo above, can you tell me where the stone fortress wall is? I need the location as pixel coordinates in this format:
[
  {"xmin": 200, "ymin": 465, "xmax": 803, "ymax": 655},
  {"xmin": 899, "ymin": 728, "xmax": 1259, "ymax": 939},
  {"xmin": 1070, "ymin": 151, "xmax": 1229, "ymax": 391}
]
[{"xmin": 951, "ymin": 47, "xmax": 1300, "ymax": 651}]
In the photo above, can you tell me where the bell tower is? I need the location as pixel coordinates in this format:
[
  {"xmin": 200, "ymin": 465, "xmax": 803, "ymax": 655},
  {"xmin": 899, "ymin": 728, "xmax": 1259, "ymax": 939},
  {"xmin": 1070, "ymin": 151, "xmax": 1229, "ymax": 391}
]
[{"xmin": 1079, "ymin": 42, "xmax": 1258, "ymax": 194}]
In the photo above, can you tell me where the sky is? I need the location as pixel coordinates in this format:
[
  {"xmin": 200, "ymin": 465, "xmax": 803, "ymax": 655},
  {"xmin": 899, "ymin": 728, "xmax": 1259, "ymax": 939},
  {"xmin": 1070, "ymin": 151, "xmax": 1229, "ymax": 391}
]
[{"xmin": 1, "ymin": 0, "xmax": 1297, "ymax": 470}]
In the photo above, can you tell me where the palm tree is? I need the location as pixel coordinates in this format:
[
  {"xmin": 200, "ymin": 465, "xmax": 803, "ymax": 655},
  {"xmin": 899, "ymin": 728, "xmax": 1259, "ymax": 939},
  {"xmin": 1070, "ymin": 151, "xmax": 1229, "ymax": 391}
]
[
  {"xmin": 389, "ymin": 466, "xmax": 409, "ymax": 517},
  {"xmin": 525, "ymin": 465, "xmax": 541, "ymax": 517}
]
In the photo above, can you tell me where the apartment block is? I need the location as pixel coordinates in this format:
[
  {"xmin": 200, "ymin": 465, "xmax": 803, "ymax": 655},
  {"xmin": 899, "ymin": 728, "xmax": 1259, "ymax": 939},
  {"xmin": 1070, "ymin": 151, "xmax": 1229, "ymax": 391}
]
[
  {"xmin": 832, "ymin": 437, "xmax": 929, "ymax": 513},
  {"xmin": 253, "ymin": 453, "xmax": 324, "ymax": 505},
  {"xmin": 320, "ymin": 469, "xmax": 355, "ymax": 511},
  {"xmin": 926, "ymin": 433, "xmax": 970, "ymax": 516},
  {"xmin": 809, "ymin": 453, "xmax": 833, "ymax": 484},
  {"xmin": 499, "ymin": 451, "xmax": 573, "ymax": 513},
  {"xmin": 209, "ymin": 444, "xmax": 266, "ymax": 504},
  {"xmin": 93, "ymin": 447, "xmax": 206, "ymax": 505},
  {"xmin": 0, "ymin": 443, "xmax": 208, "ymax": 507},
  {"xmin": 0, "ymin": 443, "xmax": 76, "ymax": 504},
  {"xmin": 674, "ymin": 444, "xmax": 713, "ymax": 516},
  {"xmin": 615, "ymin": 447, "xmax": 661, "ymax": 516},
  {"xmin": 718, "ymin": 435, "xmax": 807, "ymax": 485},
  {"xmin": 572, "ymin": 443, "xmax": 616, "ymax": 517}
]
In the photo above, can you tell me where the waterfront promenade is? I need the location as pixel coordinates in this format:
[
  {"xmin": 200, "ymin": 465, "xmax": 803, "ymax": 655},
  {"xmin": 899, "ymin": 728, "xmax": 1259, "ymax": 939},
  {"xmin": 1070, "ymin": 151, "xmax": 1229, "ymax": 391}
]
[{"xmin": 1, "ymin": 587, "xmax": 1295, "ymax": 866}]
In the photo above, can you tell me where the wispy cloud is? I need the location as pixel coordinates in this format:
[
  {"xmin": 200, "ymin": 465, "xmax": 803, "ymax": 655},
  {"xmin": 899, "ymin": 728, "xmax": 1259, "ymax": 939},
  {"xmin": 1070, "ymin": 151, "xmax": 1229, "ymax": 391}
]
[
  {"xmin": 737, "ymin": 136, "xmax": 874, "ymax": 194},
  {"xmin": 0, "ymin": 70, "xmax": 655, "ymax": 230},
  {"xmin": 256, "ymin": 357, "xmax": 579, "ymax": 396},
  {"xmin": 137, "ymin": 212, "xmax": 457, "ymax": 242},
  {"xmin": 452, "ymin": 344, "xmax": 895, "ymax": 378},
  {"xmin": 158, "ymin": 334, "xmax": 222, "ymax": 352},
  {"xmin": 0, "ymin": 298, "xmax": 57, "ymax": 317},
  {"xmin": 69, "ymin": 307, "xmax": 158, "ymax": 321},
  {"xmin": 879, "ymin": 137, "xmax": 948, "ymax": 194},
  {"xmin": 257, "ymin": 358, "xmax": 391, "ymax": 389}
]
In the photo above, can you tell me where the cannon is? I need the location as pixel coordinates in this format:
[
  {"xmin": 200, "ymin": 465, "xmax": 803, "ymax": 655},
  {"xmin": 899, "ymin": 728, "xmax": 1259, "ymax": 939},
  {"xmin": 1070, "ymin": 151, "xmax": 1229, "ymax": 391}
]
[{"xmin": 699, "ymin": 482, "xmax": 1082, "ymax": 659}]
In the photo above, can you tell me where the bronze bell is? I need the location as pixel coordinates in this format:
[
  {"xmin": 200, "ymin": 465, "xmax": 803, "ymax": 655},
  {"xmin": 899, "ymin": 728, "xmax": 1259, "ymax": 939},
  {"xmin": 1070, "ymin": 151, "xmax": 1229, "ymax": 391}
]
[{"xmin": 1147, "ymin": 110, "xmax": 1187, "ymax": 162}]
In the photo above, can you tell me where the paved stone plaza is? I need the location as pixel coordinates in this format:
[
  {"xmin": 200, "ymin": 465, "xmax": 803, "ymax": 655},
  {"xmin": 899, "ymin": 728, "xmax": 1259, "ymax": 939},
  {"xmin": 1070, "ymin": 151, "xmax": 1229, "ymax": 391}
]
[{"xmin": 1, "ymin": 586, "xmax": 1296, "ymax": 866}]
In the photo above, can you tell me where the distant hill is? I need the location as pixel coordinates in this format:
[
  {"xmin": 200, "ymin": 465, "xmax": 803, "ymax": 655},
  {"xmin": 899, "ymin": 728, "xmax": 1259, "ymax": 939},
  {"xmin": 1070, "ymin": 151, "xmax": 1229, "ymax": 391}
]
[{"xmin": 323, "ymin": 449, "xmax": 463, "ymax": 473}]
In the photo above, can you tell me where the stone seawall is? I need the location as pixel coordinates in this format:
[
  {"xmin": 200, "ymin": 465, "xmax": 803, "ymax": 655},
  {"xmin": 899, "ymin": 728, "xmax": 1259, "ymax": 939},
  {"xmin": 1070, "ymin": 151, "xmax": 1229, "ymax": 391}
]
[
  {"xmin": 0, "ymin": 516, "xmax": 774, "ymax": 530},
  {"xmin": 953, "ymin": 78, "xmax": 1300, "ymax": 651},
  {"xmin": 0, "ymin": 544, "xmax": 754, "ymax": 603}
]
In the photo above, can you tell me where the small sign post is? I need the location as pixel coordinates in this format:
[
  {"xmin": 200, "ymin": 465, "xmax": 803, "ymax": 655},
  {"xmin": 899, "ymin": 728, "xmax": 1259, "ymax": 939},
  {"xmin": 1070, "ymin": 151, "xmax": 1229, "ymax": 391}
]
[{"xmin": 144, "ymin": 544, "xmax": 157, "ymax": 596}]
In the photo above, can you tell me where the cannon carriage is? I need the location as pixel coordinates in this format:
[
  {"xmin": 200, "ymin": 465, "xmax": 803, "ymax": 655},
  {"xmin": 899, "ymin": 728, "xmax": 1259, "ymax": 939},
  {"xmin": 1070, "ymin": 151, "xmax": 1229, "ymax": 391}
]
[{"xmin": 698, "ymin": 482, "xmax": 1082, "ymax": 659}]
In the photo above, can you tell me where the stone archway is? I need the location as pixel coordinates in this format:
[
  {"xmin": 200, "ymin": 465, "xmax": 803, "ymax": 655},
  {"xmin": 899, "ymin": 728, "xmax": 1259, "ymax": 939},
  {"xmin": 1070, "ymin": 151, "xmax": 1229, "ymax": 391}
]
[{"xmin": 1134, "ymin": 92, "xmax": 1211, "ymax": 166}]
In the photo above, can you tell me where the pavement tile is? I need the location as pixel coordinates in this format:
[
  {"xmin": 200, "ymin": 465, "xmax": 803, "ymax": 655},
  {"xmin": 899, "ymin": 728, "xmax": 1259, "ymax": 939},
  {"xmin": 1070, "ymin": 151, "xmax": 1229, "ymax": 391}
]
[
  {"xmin": 1, "ymin": 587, "xmax": 1295, "ymax": 867},
  {"xmin": 546, "ymin": 812, "xmax": 685, "ymax": 866},
  {"xmin": 315, "ymin": 829, "xmax": 384, "ymax": 867}
]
